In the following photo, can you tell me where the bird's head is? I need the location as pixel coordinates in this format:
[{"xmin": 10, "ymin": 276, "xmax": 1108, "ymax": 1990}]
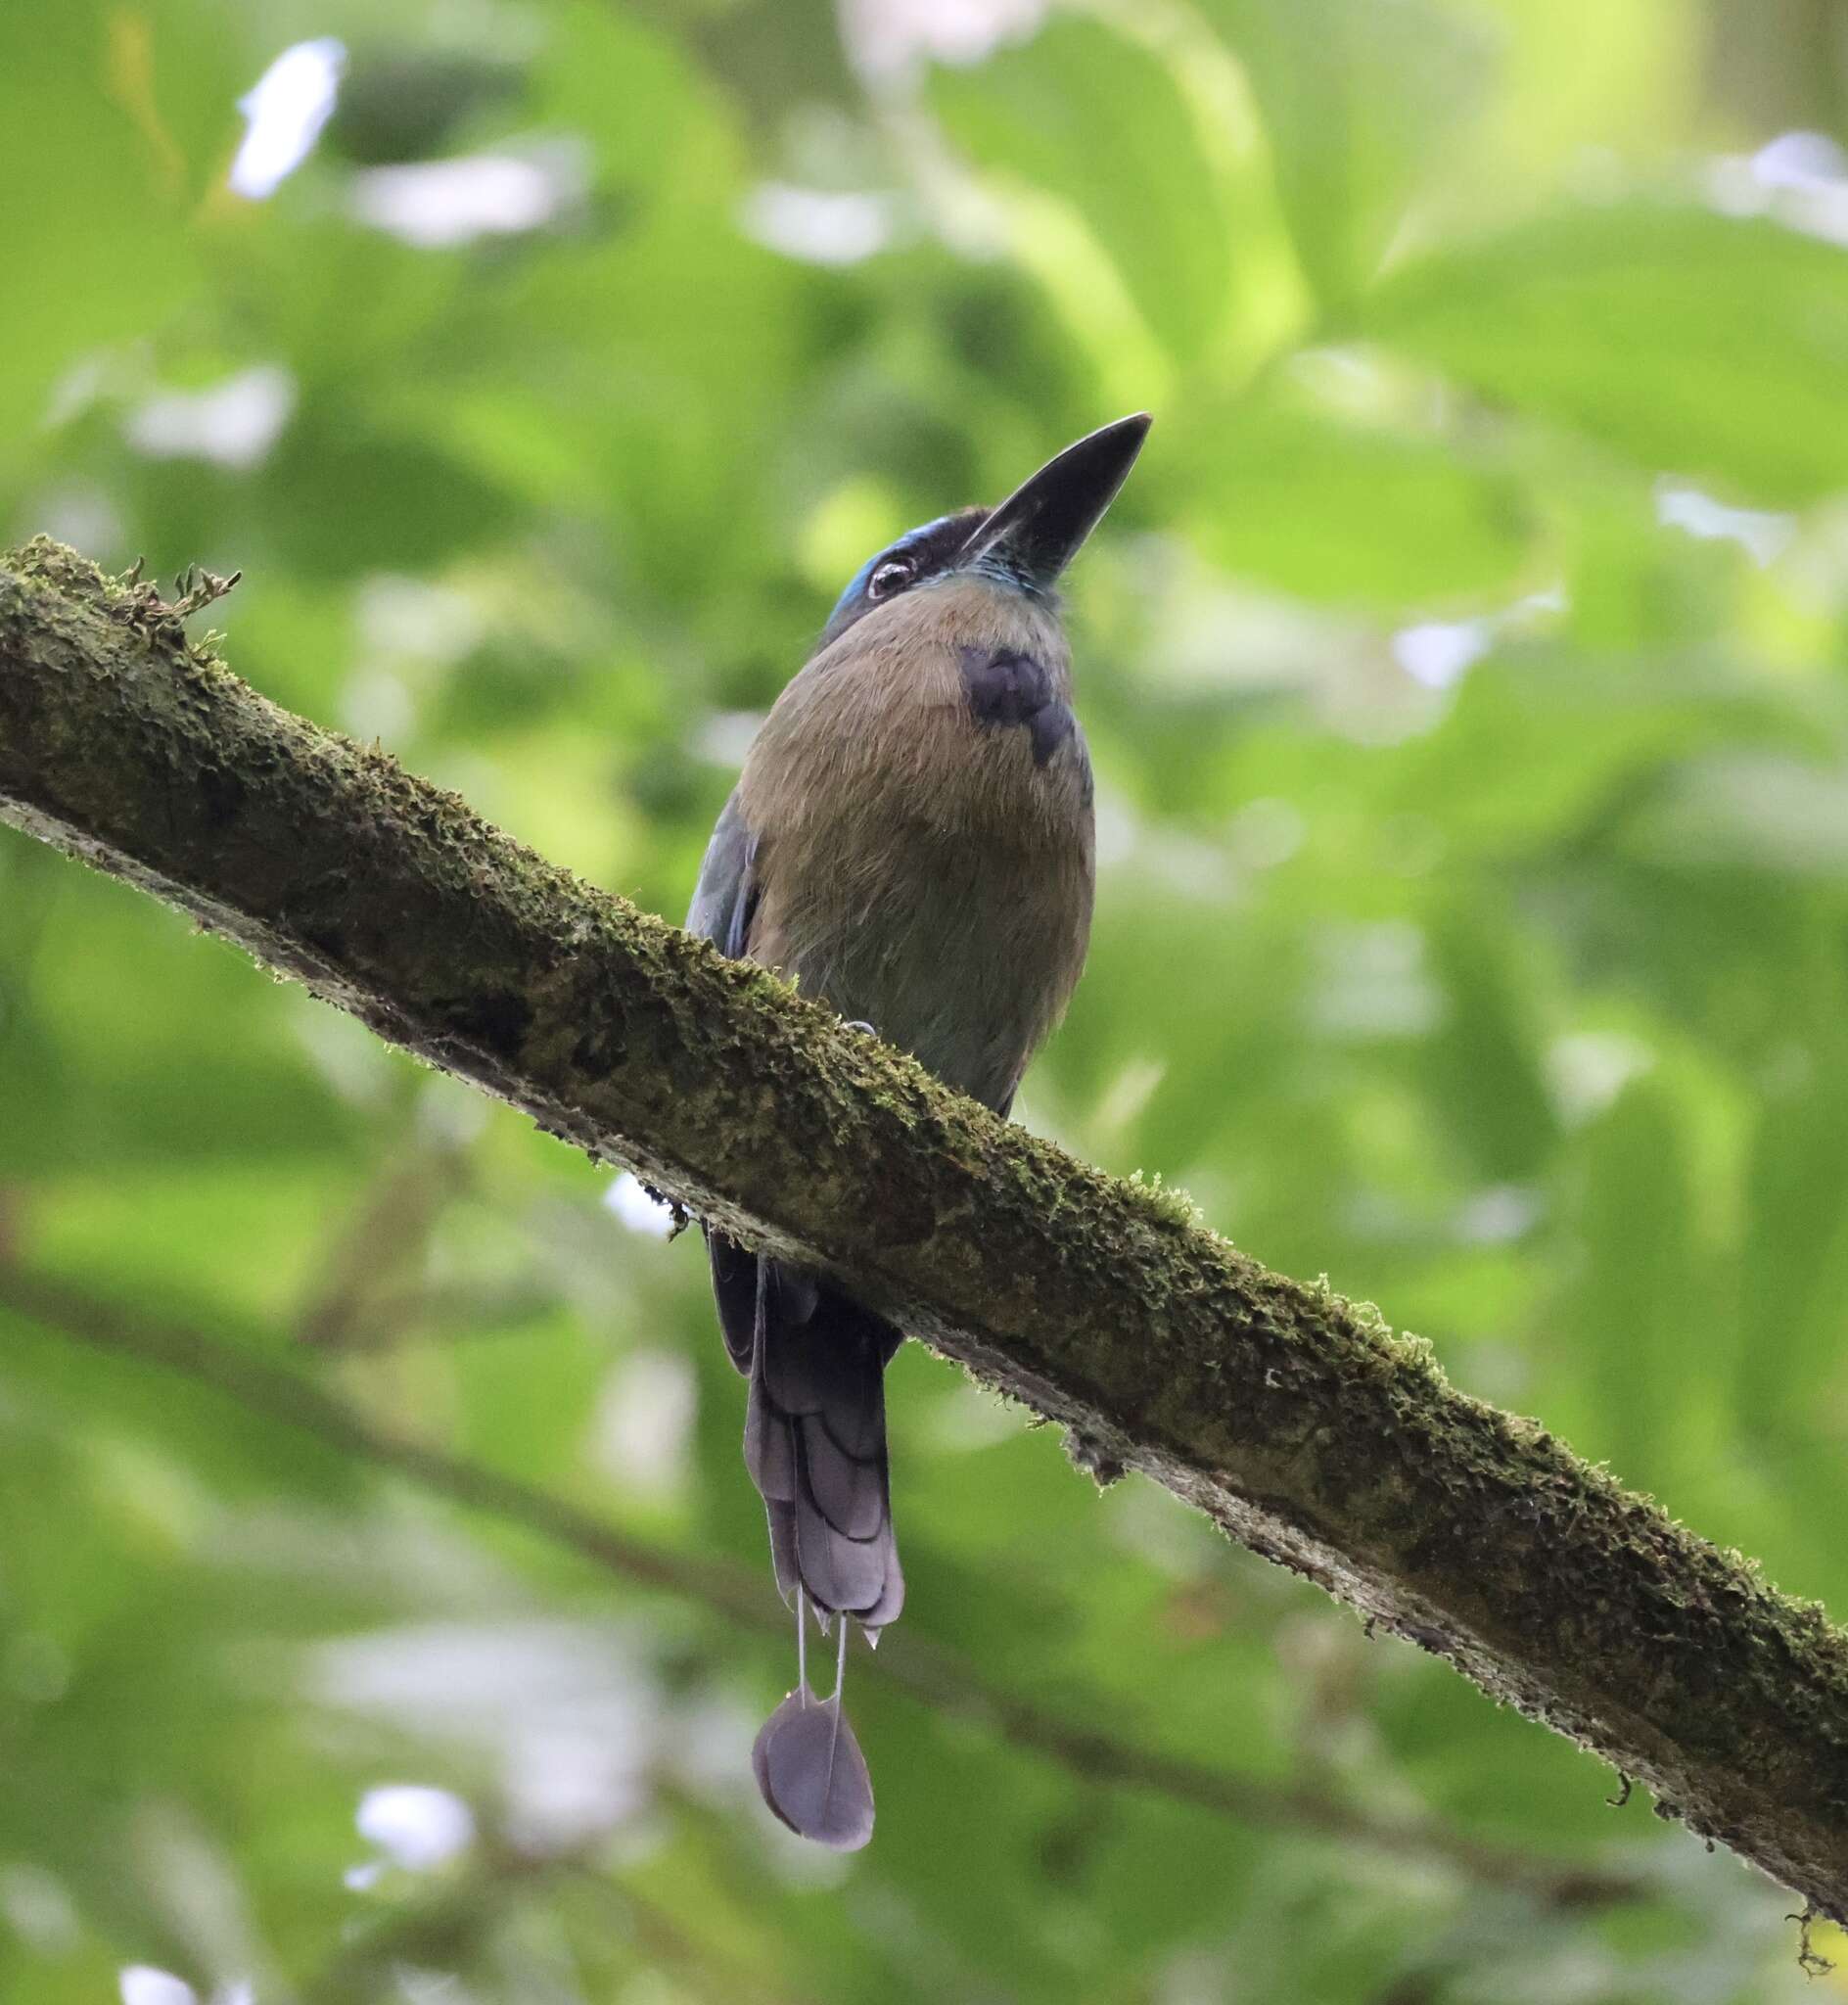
[{"xmin": 819, "ymin": 413, "xmax": 1151, "ymax": 650}]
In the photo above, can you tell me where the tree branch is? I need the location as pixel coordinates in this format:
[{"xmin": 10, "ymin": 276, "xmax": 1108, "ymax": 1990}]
[{"xmin": 3, "ymin": 536, "xmax": 1845, "ymax": 1918}]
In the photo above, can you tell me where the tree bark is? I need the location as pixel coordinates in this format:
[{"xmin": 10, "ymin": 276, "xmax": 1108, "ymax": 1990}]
[{"xmin": 4, "ymin": 536, "xmax": 1847, "ymax": 1918}]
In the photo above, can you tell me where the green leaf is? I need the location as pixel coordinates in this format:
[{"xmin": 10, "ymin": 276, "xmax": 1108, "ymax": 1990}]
[
  {"xmin": 1734, "ymin": 1044, "xmax": 1848, "ymax": 1434},
  {"xmin": 929, "ymin": 15, "xmax": 1237, "ymax": 367},
  {"xmin": 1364, "ymin": 204, "xmax": 1848, "ymax": 503},
  {"xmin": 1198, "ymin": 0, "xmax": 1495, "ymax": 311},
  {"xmin": 0, "ymin": 1, "xmax": 217, "ymax": 463},
  {"xmin": 1173, "ymin": 388, "xmax": 1532, "ymax": 606},
  {"xmin": 1415, "ymin": 903, "xmax": 1558, "ymax": 1183},
  {"xmin": 1543, "ymin": 1073, "xmax": 1716, "ymax": 1499}
]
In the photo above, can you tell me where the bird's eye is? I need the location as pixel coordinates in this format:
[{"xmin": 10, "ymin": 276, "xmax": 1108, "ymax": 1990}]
[{"xmin": 867, "ymin": 558, "xmax": 914, "ymax": 601}]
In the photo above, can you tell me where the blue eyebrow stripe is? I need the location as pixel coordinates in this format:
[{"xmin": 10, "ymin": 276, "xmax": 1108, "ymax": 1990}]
[{"xmin": 825, "ymin": 513, "xmax": 972, "ymax": 633}]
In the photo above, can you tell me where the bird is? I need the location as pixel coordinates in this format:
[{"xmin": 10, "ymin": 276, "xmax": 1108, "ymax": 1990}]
[{"xmin": 686, "ymin": 414, "xmax": 1151, "ymax": 1848}]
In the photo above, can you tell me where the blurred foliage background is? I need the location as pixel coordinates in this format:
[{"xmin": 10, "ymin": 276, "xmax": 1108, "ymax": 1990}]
[{"xmin": 5, "ymin": 0, "xmax": 1848, "ymax": 1999}]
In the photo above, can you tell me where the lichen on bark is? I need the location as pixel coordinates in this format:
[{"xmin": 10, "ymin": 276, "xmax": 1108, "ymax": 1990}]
[{"xmin": 4, "ymin": 536, "xmax": 1848, "ymax": 1919}]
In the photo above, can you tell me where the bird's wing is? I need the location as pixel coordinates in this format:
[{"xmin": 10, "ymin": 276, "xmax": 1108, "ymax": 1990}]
[
  {"xmin": 685, "ymin": 792, "xmax": 905, "ymax": 1633},
  {"xmin": 686, "ymin": 790, "xmax": 765, "ymax": 1373},
  {"xmin": 686, "ymin": 787, "xmax": 761, "ymax": 960}
]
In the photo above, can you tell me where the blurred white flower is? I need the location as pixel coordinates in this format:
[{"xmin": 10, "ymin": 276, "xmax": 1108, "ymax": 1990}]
[
  {"xmin": 354, "ymin": 1784, "xmax": 477, "ymax": 1873},
  {"xmin": 1706, "ymin": 128, "xmax": 1848, "ymax": 245},
  {"xmin": 594, "ymin": 1348, "xmax": 698, "ymax": 1499},
  {"xmin": 119, "ymin": 1972, "xmax": 196, "ymax": 2005},
  {"xmin": 604, "ymin": 1172, "xmax": 676, "ymax": 1238},
  {"xmin": 126, "ymin": 367, "xmax": 296, "ymax": 471},
  {"xmin": 350, "ymin": 151, "xmax": 580, "ymax": 249},
  {"xmin": 1655, "ymin": 483, "xmax": 1795, "ymax": 568},
  {"xmin": 1390, "ymin": 589, "xmax": 1564, "ymax": 692},
  {"xmin": 1751, "ymin": 129, "xmax": 1848, "ymax": 192},
  {"xmin": 842, "ymin": 0, "xmax": 1046, "ymax": 76},
  {"xmin": 116, "ymin": 1966, "xmax": 250, "ymax": 2005},
  {"xmin": 1391, "ymin": 619, "xmax": 1490, "ymax": 690},
  {"xmin": 230, "ymin": 39, "xmax": 346, "ymax": 200},
  {"xmin": 313, "ymin": 1621, "xmax": 659, "ymax": 1851},
  {"xmin": 1456, "ymin": 1186, "xmax": 1541, "ymax": 1245},
  {"xmin": 742, "ymin": 185, "xmax": 893, "ymax": 265},
  {"xmin": 1548, "ymin": 1031, "xmax": 1654, "ymax": 1124},
  {"xmin": 356, "ymin": 576, "xmax": 485, "ymax": 665}
]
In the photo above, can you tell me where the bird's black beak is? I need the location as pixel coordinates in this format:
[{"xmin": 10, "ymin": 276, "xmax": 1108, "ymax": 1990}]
[{"xmin": 960, "ymin": 413, "xmax": 1152, "ymax": 591}]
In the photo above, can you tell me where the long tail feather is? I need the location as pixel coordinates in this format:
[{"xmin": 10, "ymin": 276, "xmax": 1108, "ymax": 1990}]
[
  {"xmin": 710, "ymin": 1233, "xmax": 904, "ymax": 1635},
  {"xmin": 713, "ymin": 1232, "xmax": 901, "ymax": 1849}
]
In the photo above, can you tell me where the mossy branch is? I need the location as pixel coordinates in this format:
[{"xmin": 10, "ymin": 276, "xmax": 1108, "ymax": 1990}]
[{"xmin": 4, "ymin": 536, "xmax": 1847, "ymax": 1918}]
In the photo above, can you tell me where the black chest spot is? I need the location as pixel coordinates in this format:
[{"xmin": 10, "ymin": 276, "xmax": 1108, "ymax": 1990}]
[{"xmin": 960, "ymin": 646, "xmax": 1075, "ymax": 769}]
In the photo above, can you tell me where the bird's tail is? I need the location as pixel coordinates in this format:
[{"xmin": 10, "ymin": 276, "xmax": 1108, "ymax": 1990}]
[
  {"xmin": 710, "ymin": 1234, "xmax": 905, "ymax": 1632},
  {"xmin": 709, "ymin": 1233, "xmax": 902, "ymax": 1847}
]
